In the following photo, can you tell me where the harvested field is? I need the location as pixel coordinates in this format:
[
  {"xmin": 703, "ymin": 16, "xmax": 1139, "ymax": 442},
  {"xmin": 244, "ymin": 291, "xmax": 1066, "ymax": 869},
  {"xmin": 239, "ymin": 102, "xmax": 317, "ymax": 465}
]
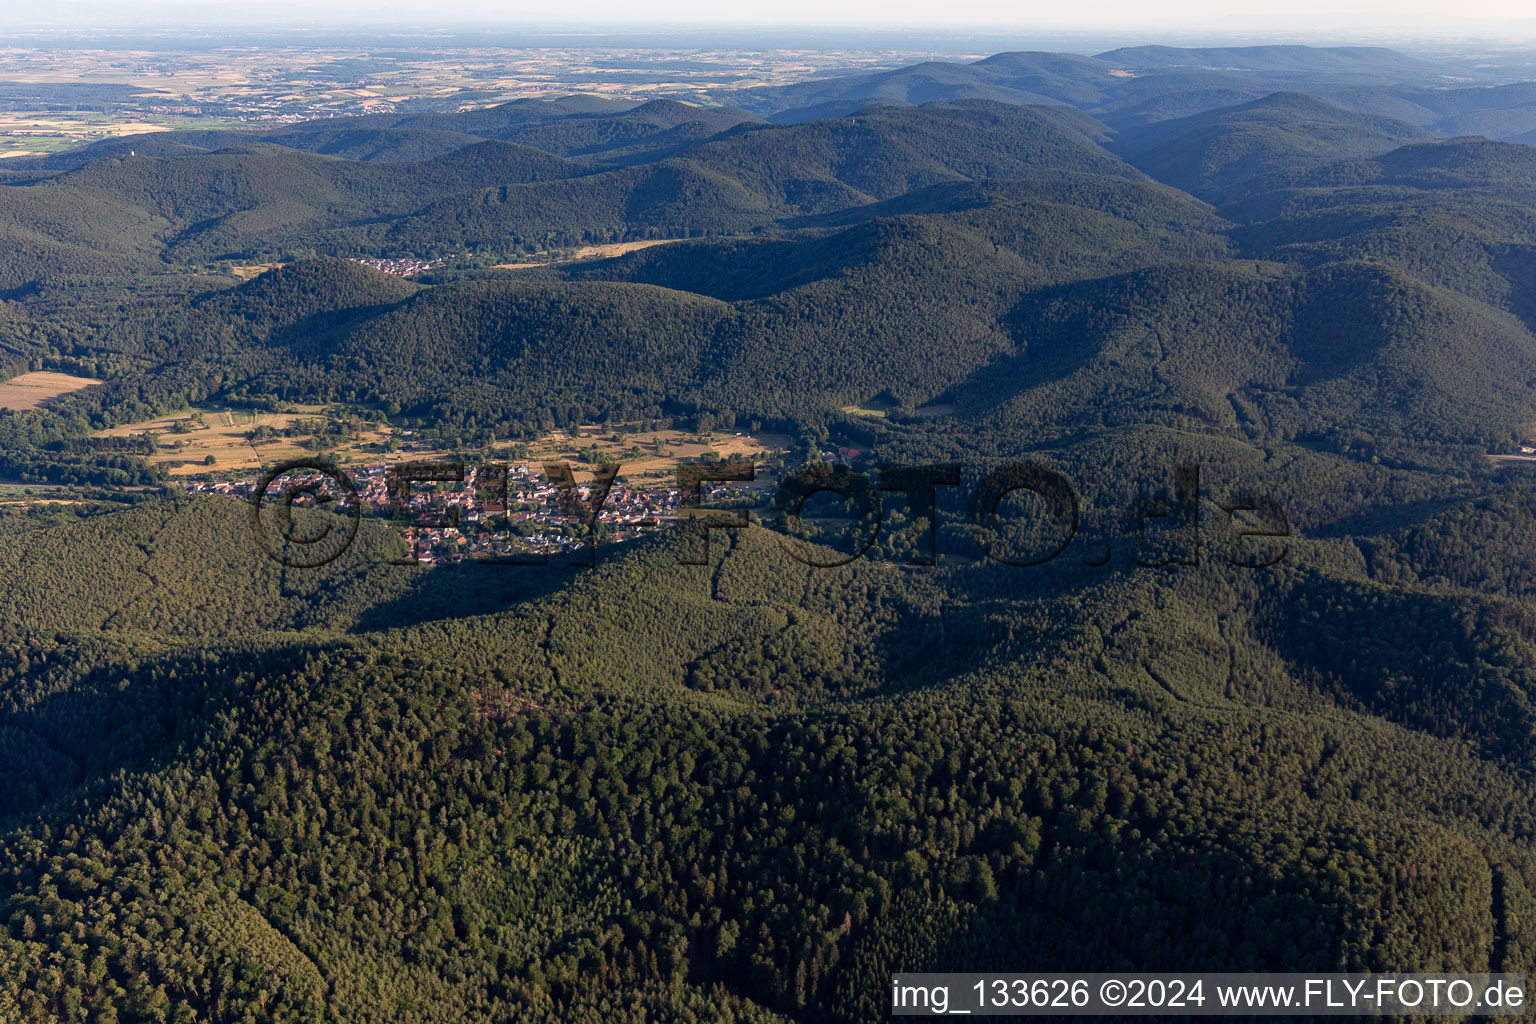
[
  {"xmin": 494, "ymin": 238, "xmax": 690, "ymax": 269},
  {"xmin": 0, "ymin": 371, "xmax": 100, "ymax": 410}
]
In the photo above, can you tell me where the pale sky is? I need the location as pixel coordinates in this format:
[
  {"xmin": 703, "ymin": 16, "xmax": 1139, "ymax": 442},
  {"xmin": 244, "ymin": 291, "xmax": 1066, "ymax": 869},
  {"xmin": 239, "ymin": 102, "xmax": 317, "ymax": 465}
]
[{"xmin": 14, "ymin": 0, "xmax": 1536, "ymax": 35}]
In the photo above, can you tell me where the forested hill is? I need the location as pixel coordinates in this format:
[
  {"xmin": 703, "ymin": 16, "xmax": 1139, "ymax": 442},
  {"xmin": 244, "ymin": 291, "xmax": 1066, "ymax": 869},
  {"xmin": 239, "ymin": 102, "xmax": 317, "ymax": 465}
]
[
  {"xmin": 31, "ymin": 97, "xmax": 763, "ymax": 169},
  {"xmin": 7, "ymin": 486, "xmax": 1536, "ymax": 1021},
  {"xmin": 4, "ymin": 85, "xmax": 1536, "ymax": 455},
  {"xmin": 21, "ymin": 93, "xmax": 645, "ymax": 168},
  {"xmin": 0, "ymin": 101, "xmax": 1150, "ymax": 287},
  {"xmin": 7, "ymin": 45, "xmax": 1536, "ymax": 1023},
  {"xmin": 1110, "ymin": 92, "xmax": 1433, "ymax": 197}
]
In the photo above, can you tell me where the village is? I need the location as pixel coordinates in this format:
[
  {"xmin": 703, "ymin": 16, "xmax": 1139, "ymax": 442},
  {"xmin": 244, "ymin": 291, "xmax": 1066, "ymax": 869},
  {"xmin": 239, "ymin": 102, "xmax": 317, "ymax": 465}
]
[
  {"xmin": 184, "ymin": 456, "xmax": 766, "ymax": 566},
  {"xmin": 348, "ymin": 254, "xmax": 457, "ymax": 277}
]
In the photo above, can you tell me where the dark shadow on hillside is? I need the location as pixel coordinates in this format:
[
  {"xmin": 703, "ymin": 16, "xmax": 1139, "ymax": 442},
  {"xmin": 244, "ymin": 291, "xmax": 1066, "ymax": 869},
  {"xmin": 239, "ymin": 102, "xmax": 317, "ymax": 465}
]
[
  {"xmin": 1303, "ymin": 493, "xmax": 1467, "ymax": 540},
  {"xmin": 1263, "ymin": 571, "xmax": 1536, "ymax": 766},
  {"xmin": 258, "ymin": 304, "xmax": 409, "ymax": 360},
  {"xmin": 349, "ymin": 558, "xmax": 588, "ymax": 634},
  {"xmin": 0, "ymin": 640, "xmax": 332, "ymax": 829},
  {"xmin": 1493, "ymin": 243, "xmax": 1536, "ymax": 339},
  {"xmin": 563, "ymin": 226, "xmax": 886, "ymax": 300},
  {"xmin": 933, "ymin": 275, "xmax": 1121, "ymax": 421},
  {"xmin": 917, "ymin": 837, "xmax": 1362, "ymax": 978}
]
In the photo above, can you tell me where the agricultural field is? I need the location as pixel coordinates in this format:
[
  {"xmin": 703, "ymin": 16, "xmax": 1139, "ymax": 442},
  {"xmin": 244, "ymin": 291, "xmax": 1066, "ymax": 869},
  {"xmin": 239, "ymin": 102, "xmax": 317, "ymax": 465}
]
[
  {"xmin": 0, "ymin": 43, "xmax": 951, "ymax": 157},
  {"xmin": 95, "ymin": 403, "xmax": 790, "ymax": 483},
  {"xmin": 228, "ymin": 262, "xmax": 286, "ymax": 279},
  {"xmin": 92, "ymin": 406, "xmax": 400, "ymax": 476},
  {"xmin": 0, "ymin": 112, "xmax": 234, "ymax": 158},
  {"xmin": 0, "ymin": 370, "xmax": 100, "ymax": 410},
  {"xmin": 518, "ymin": 425, "xmax": 790, "ymax": 483},
  {"xmin": 493, "ymin": 238, "xmax": 690, "ymax": 269}
]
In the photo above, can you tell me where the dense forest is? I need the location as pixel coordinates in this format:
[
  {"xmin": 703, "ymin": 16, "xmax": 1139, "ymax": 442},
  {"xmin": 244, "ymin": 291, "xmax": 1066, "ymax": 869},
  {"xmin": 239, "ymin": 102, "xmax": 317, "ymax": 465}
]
[{"xmin": 5, "ymin": 42, "xmax": 1536, "ymax": 1022}]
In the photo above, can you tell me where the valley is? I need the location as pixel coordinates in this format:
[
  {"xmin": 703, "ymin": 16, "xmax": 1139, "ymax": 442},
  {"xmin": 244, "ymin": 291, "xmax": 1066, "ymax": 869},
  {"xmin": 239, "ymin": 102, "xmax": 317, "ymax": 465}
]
[
  {"xmin": 3, "ymin": 34, "xmax": 1536, "ymax": 1024},
  {"xmin": 92, "ymin": 401, "xmax": 789, "ymax": 482}
]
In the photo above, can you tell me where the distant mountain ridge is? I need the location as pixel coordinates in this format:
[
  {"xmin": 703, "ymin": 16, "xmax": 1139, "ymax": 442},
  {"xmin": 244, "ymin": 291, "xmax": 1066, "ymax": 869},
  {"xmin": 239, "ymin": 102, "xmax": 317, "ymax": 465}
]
[
  {"xmin": 721, "ymin": 44, "xmax": 1536, "ymax": 139},
  {"xmin": 1092, "ymin": 44, "xmax": 1437, "ymax": 76},
  {"xmin": 25, "ymin": 94, "xmax": 756, "ymax": 170},
  {"xmin": 17, "ymin": 43, "xmax": 1535, "ymax": 192}
]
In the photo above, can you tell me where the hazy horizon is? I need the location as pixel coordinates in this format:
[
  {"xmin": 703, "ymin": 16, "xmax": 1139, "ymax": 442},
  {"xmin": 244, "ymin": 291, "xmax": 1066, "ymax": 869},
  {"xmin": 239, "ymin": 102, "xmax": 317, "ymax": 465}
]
[{"xmin": 7, "ymin": 0, "xmax": 1536, "ymax": 44}]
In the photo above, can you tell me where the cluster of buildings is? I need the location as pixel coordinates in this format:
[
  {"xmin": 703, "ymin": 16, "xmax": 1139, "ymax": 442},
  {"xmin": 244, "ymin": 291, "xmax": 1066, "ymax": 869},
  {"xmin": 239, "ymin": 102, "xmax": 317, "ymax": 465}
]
[
  {"xmin": 356, "ymin": 461, "xmax": 680, "ymax": 566},
  {"xmin": 183, "ymin": 459, "xmax": 763, "ymax": 567},
  {"xmin": 348, "ymin": 254, "xmax": 457, "ymax": 277},
  {"xmin": 231, "ymin": 111, "xmax": 334, "ymax": 126},
  {"xmin": 825, "ymin": 446, "xmax": 862, "ymax": 464}
]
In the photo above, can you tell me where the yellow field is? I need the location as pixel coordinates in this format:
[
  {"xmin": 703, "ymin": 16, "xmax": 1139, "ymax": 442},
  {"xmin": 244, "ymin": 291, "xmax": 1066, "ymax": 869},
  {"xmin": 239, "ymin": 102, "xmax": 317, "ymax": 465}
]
[
  {"xmin": 841, "ymin": 401, "xmax": 954, "ymax": 418},
  {"xmin": 229, "ymin": 262, "xmax": 286, "ymax": 279},
  {"xmin": 494, "ymin": 238, "xmax": 690, "ymax": 269},
  {"xmin": 92, "ymin": 406, "xmax": 403, "ymax": 477},
  {"xmin": 0, "ymin": 371, "xmax": 101, "ymax": 411},
  {"xmin": 95, "ymin": 405, "xmax": 790, "ymax": 481},
  {"xmin": 519, "ymin": 426, "xmax": 790, "ymax": 483}
]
